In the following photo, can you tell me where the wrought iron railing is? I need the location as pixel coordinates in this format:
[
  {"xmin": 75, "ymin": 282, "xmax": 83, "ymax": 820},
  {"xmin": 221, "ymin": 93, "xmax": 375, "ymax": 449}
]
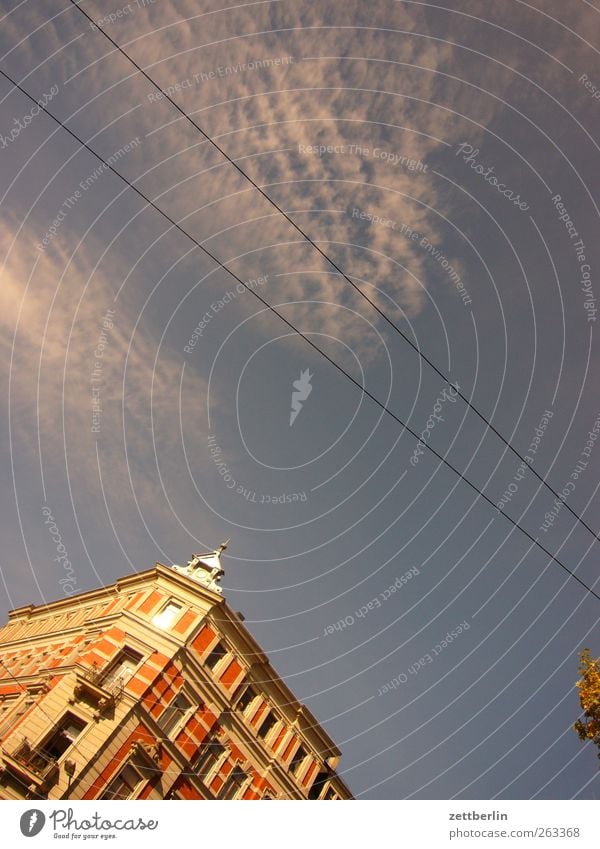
[
  {"xmin": 11, "ymin": 738, "xmax": 57, "ymax": 780},
  {"xmin": 79, "ymin": 664, "xmax": 125, "ymax": 700},
  {"xmin": 71, "ymin": 664, "xmax": 125, "ymax": 716}
]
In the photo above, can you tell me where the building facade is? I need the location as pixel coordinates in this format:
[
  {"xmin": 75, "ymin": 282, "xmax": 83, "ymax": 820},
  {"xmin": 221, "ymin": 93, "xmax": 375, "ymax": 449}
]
[{"xmin": 0, "ymin": 549, "xmax": 351, "ymax": 800}]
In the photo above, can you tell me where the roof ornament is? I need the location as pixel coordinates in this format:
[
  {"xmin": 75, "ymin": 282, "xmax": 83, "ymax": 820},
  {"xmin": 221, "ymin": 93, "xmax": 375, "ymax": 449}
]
[{"xmin": 171, "ymin": 541, "xmax": 229, "ymax": 594}]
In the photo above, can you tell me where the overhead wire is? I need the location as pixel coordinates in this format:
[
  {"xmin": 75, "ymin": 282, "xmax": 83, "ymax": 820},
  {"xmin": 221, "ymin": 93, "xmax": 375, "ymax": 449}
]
[
  {"xmin": 67, "ymin": 0, "xmax": 600, "ymax": 546},
  {"xmin": 0, "ymin": 66, "xmax": 598, "ymax": 606}
]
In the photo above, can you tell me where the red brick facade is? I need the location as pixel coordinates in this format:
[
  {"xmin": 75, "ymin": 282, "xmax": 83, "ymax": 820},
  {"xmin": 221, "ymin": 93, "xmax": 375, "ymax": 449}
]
[{"xmin": 0, "ymin": 561, "xmax": 351, "ymax": 801}]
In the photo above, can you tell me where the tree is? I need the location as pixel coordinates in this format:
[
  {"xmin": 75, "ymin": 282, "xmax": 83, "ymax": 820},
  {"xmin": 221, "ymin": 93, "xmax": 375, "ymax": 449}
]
[{"xmin": 574, "ymin": 648, "xmax": 600, "ymax": 760}]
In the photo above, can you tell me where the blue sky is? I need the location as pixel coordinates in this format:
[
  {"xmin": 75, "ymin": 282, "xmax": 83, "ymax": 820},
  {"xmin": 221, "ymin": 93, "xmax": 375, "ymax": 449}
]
[{"xmin": 1, "ymin": 0, "xmax": 599, "ymax": 798}]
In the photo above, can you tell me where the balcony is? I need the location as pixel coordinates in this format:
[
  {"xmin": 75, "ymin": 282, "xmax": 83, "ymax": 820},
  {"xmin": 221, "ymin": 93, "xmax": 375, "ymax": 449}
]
[
  {"xmin": 0, "ymin": 738, "xmax": 59, "ymax": 796},
  {"xmin": 69, "ymin": 664, "xmax": 124, "ymax": 718}
]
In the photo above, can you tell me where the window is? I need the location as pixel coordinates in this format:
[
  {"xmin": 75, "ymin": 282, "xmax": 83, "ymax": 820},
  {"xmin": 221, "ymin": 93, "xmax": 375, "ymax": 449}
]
[
  {"xmin": 158, "ymin": 691, "xmax": 193, "ymax": 737},
  {"xmin": 257, "ymin": 710, "xmax": 278, "ymax": 741},
  {"xmin": 322, "ymin": 786, "xmax": 339, "ymax": 800},
  {"xmin": 236, "ymin": 685, "xmax": 257, "ymax": 714},
  {"xmin": 152, "ymin": 601, "xmax": 183, "ymax": 629},
  {"xmin": 191, "ymin": 737, "xmax": 227, "ymax": 783},
  {"xmin": 290, "ymin": 745, "xmax": 308, "ymax": 776},
  {"xmin": 35, "ymin": 713, "xmax": 86, "ymax": 765},
  {"xmin": 308, "ymin": 767, "xmax": 330, "ymax": 799},
  {"xmin": 101, "ymin": 763, "xmax": 144, "ymax": 800},
  {"xmin": 218, "ymin": 766, "xmax": 248, "ymax": 800},
  {"xmin": 101, "ymin": 648, "xmax": 142, "ymax": 690},
  {"xmin": 204, "ymin": 641, "xmax": 227, "ymax": 671}
]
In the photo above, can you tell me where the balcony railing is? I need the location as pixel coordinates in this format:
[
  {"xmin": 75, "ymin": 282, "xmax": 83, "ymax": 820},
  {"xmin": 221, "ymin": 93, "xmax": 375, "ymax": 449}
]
[
  {"xmin": 0, "ymin": 737, "xmax": 59, "ymax": 795},
  {"xmin": 70, "ymin": 664, "xmax": 124, "ymax": 718},
  {"xmin": 12, "ymin": 739, "xmax": 57, "ymax": 777}
]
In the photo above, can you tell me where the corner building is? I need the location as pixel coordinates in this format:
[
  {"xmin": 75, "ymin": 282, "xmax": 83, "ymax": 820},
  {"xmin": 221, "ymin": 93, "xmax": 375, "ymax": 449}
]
[{"xmin": 0, "ymin": 549, "xmax": 352, "ymax": 800}]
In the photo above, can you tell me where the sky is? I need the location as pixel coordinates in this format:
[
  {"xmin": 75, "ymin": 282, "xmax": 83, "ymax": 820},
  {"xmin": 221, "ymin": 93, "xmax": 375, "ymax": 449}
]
[{"xmin": 0, "ymin": 0, "xmax": 599, "ymax": 799}]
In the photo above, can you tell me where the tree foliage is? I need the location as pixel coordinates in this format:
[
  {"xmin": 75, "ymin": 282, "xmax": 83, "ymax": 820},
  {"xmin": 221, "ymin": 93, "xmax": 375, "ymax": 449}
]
[{"xmin": 574, "ymin": 648, "xmax": 600, "ymax": 758}]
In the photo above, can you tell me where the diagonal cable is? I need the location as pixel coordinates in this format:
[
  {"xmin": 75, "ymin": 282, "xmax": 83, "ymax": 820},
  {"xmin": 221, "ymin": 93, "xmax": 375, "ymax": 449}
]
[
  {"xmin": 1, "ymin": 65, "xmax": 598, "ymax": 604},
  {"xmin": 68, "ymin": 0, "xmax": 600, "ymax": 544}
]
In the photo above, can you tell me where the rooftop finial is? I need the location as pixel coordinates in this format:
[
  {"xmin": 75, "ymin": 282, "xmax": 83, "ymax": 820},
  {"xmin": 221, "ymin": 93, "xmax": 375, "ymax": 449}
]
[{"xmin": 170, "ymin": 541, "xmax": 229, "ymax": 594}]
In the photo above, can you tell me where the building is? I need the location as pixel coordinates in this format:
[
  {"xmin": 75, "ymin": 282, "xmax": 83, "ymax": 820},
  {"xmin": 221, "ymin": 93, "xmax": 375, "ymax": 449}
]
[{"xmin": 0, "ymin": 547, "xmax": 352, "ymax": 800}]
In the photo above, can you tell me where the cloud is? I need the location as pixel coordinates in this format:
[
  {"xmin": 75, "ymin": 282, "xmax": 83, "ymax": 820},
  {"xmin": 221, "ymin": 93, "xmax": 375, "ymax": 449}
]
[
  {"xmin": 0, "ymin": 210, "xmax": 209, "ymax": 527},
  {"xmin": 1, "ymin": 0, "xmax": 469, "ymax": 331},
  {"xmin": 2, "ymin": 0, "xmax": 582, "ymax": 540}
]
